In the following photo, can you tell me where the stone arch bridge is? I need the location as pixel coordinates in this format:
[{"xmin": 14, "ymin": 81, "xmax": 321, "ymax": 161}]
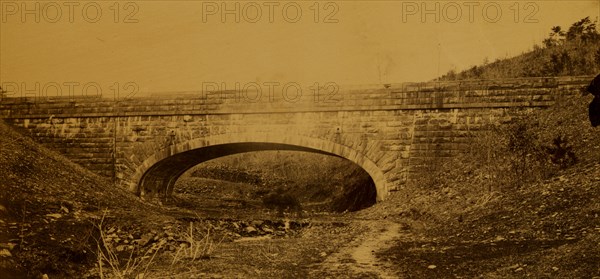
[{"xmin": 0, "ymin": 77, "xmax": 590, "ymax": 201}]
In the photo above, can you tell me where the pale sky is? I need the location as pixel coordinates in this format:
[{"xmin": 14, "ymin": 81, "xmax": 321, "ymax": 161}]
[{"xmin": 0, "ymin": 1, "xmax": 599, "ymax": 95}]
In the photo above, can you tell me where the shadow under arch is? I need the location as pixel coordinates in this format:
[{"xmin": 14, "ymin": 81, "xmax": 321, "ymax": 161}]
[{"xmin": 131, "ymin": 133, "xmax": 388, "ymax": 201}]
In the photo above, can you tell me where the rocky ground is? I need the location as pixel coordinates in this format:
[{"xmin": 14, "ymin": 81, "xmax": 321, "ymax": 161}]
[{"xmin": 374, "ymin": 163, "xmax": 600, "ymax": 278}]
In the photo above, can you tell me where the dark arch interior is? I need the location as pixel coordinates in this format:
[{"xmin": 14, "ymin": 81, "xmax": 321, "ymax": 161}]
[
  {"xmin": 141, "ymin": 142, "xmax": 353, "ymax": 195},
  {"xmin": 176, "ymin": 150, "xmax": 378, "ymax": 214},
  {"xmin": 139, "ymin": 142, "xmax": 377, "ymax": 213}
]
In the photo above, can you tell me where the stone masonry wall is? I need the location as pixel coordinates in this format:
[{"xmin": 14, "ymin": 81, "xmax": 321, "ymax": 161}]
[{"xmin": 0, "ymin": 76, "xmax": 591, "ymax": 199}]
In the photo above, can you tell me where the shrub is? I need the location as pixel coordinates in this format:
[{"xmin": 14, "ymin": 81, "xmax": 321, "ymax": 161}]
[
  {"xmin": 545, "ymin": 135, "xmax": 577, "ymax": 169},
  {"xmin": 262, "ymin": 187, "xmax": 302, "ymax": 216}
]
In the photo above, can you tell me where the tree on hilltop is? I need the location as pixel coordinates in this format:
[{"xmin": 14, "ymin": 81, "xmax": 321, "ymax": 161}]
[{"xmin": 438, "ymin": 17, "xmax": 600, "ymax": 80}]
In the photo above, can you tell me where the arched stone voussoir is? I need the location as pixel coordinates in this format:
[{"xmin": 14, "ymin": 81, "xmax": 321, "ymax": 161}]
[{"xmin": 130, "ymin": 132, "xmax": 390, "ymax": 201}]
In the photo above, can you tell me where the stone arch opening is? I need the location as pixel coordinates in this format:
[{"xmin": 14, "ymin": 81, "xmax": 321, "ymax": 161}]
[{"xmin": 131, "ymin": 134, "xmax": 388, "ymax": 202}]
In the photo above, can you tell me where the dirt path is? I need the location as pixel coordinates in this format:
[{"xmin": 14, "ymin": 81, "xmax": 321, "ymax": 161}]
[{"xmin": 311, "ymin": 220, "xmax": 403, "ymax": 278}]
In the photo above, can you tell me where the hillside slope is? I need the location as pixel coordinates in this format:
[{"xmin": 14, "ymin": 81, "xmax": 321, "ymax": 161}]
[
  {"xmin": 0, "ymin": 120, "xmax": 158, "ymax": 278},
  {"xmin": 439, "ymin": 17, "xmax": 600, "ymax": 80},
  {"xmin": 374, "ymin": 88, "xmax": 600, "ymax": 277}
]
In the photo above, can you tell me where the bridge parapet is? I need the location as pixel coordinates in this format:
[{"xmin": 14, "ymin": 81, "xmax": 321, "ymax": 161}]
[{"xmin": 1, "ymin": 76, "xmax": 589, "ymax": 119}]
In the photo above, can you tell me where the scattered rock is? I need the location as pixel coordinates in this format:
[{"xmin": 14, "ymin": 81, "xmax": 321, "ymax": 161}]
[
  {"xmin": 262, "ymin": 225, "xmax": 274, "ymax": 233},
  {"xmin": 251, "ymin": 220, "xmax": 264, "ymax": 227},
  {"xmin": 507, "ymin": 264, "xmax": 520, "ymax": 270},
  {"xmin": 494, "ymin": 236, "xmax": 506, "ymax": 242},
  {"xmin": 45, "ymin": 213, "xmax": 62, "ymax": 219},
  {"xmin": 0, "ymin": 249, "xmax": 12, "ymax": 257},
  {"xmin": 245, "ymin": 226, "xmax": 257, "ymax": 234},
  {"xmin": 137, "ymin": 233, "xmax": 154, "ymax": 246}
]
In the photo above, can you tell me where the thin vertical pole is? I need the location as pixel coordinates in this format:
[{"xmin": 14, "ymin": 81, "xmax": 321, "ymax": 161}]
[{"xmin": 112, "ymin": 101, "xmax": 118, "ymax": 187}]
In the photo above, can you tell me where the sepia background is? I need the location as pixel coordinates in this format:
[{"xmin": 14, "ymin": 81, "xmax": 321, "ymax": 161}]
[{"xmin": 1, "ymin": 1, "xmax": 599, "ymax": 93}]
